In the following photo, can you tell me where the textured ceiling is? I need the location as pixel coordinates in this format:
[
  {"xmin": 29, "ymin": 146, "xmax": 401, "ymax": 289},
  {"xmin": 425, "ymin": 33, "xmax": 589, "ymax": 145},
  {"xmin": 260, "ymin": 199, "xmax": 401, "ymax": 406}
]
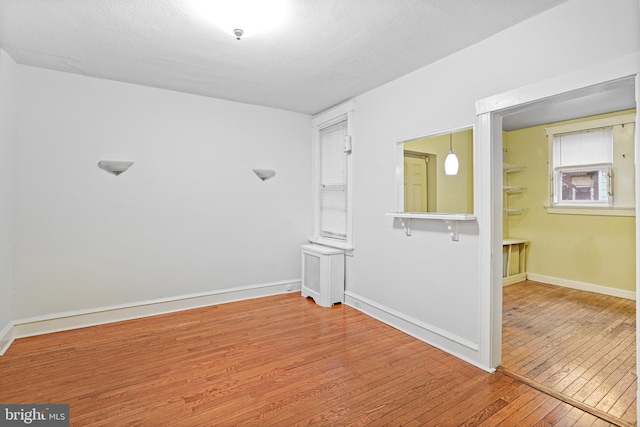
[{"xmin": 0, "ymin": 0, "xmax": 572, "ymax": 115}]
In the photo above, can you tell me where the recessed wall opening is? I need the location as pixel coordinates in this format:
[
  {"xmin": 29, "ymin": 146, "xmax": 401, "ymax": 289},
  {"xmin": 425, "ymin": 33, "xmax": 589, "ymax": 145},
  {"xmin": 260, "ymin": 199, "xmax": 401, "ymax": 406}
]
[{"xmin": 488, "ymin": 75, "xmax": 637, "ymax": 426}]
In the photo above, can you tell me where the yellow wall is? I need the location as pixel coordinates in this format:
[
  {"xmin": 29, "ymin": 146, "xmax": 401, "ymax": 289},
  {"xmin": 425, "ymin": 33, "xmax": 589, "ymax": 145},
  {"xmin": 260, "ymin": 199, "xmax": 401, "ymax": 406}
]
[
  {"xmin": 405, "ymin": 129, "xmax": 473, "ymax": 214},
  {"xmin": 504, "ymin": 110, "xmax": 636, "ymax": 292}
]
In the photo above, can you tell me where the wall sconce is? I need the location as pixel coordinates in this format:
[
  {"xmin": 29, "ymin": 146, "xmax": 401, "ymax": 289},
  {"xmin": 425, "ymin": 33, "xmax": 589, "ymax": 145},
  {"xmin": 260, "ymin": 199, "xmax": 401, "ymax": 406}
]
[
  {"xmin": 444, "ymin": 134, "xmax": 459, "ymax": 176},
  {"xmin": 253, "ymin": 169, "xmax": 276, "ymax": 181},
  {"xmin": 98, "ymin": 160, "xmax": 134, "ymax": 176}
]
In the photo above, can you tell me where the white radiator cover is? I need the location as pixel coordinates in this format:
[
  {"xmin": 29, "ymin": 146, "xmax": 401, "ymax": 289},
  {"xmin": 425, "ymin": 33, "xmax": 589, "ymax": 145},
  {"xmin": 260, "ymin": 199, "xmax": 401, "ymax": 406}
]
[{"xmin": 301, "ymin": 244, "xmax": 345, "ymax": 307}]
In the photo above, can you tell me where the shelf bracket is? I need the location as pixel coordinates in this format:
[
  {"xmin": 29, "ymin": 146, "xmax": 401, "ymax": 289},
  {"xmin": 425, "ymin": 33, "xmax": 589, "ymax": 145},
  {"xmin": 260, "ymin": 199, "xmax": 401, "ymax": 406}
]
[
  {"xmin": 443, "ymin": 220, "xmax": 459, "ymax": 241},
  {"xmin": 399, "ymin": 218, "xmax": 412, "ymax": 236}
]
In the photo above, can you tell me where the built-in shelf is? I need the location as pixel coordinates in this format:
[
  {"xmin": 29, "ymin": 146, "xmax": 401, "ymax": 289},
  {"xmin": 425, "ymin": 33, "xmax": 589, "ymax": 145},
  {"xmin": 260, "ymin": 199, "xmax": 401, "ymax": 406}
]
[
  {"xmin": 503, "ymin": 186, "xmax": 527, "ymax": 194},
  {"xmin": 503, "ymin": 163, "xmax": 526, "ymax": 173},
  {"xmin": 504, "ymin": 163, "xmax": 527, "ymax": 215},
  {"xmin": 386, "ymin": 212, "xmax": 476, "ymax": 240},
  {"xmin": 504, "ymin": 208, "xmax": 528, "ymax": 215},
  {"xmin": 503, "ymin": 238, "xmax": 529, "ymax": 285}
]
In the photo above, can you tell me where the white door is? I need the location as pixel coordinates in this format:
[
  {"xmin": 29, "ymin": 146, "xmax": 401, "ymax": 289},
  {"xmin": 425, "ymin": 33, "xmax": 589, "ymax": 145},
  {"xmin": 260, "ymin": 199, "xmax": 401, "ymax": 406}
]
[{"xmin": 404, "ymin": 155, "xmax": 428, "ymax": 212}]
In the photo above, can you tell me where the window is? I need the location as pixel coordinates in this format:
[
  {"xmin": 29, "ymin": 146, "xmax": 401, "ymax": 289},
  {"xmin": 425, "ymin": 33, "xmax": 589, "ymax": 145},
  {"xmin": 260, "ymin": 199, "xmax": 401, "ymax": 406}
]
[
  {"xmin": 311, "ymin": 101, "xmax": 354, "ymax": 249},
  {"xmin": 546, "ymin": 113, "xmax": 635, "ymax": 214},
  {"xmin": 554, "ymin": 166, "xmax": 610, "ymax": 204},
  {"xmin": 552, "ymin": 127, "xmax": 613, "ymax": 206}
]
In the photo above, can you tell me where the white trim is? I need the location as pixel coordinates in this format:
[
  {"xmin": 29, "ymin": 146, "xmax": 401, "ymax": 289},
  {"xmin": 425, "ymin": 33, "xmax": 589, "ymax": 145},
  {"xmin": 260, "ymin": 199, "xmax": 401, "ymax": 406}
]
[
  {"xmin": 394, "ymin": 124, "xmax": 476, "ymax": 216},
  {"xmin": 476, "ymin": 56, "xmax": 639, "ymax": 375},
  {"xmin": 311, "ymin": 100, "xmax": 355, "ymax": 128},
  {"xmin": 544, "ymin": 113, "xmax": 635, "ymax": 136},
  {"xmin": 476, "ymin": 111, "xmax": 504, "ymax": 370},
  {"xmin": 0, "ymin": 321, "xmax": 15, "ymax": 356},
  {"xmin": 311, "ymin": 100, "xmax": 355, "ymax": 249},
  {"xmin": 6, "ymin": 279, "xmax": 301, "ymax": 346},
  {"xmin": 476, "ymin": 53, "xmax": 640, "ymax": 115},
  {"xmin": 502, "ymin": 273, "xmax": 527, "ymax": 286},
  {"xmin": 546, "ymin": 114, "xmax": 635, "ymax": 210},
  {"xmin": 635, "ymin": 71, "xmax": 640, "ymax": 421},
  {"xmin": 545, "ymin": 206, "xmax": 635, "ymax": 216},
  {"xmin": 307, "ymin": 238, "xmax": 354, "ymax": 253},
  {"xmin": 343, "ymin": 291, "xmax": 492, "ymax": 373},
  {"xmin": 394, "ymin": 124, "xmax": 476, "ymax": 149},
  {"xmin": 525, "ymin": 273, "xmax": 635, "ymax": 300}
]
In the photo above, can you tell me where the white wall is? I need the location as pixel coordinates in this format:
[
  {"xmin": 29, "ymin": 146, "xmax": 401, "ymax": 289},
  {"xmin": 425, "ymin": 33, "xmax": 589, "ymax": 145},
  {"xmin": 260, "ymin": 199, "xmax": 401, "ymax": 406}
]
[
  {"xmin": 0, "ymin": 50, "xmax": 16, "ymax": 346},
  {"xmin": 3, "ymin": 0, "xmax": 639, "ymax": 368},
  {"xmin": 347, "ymin": 0, "xmax": 640, "ymax": 367},
  {"xmin": 12, "ymin": 65, "xmax": 311, "ymax": 319}
]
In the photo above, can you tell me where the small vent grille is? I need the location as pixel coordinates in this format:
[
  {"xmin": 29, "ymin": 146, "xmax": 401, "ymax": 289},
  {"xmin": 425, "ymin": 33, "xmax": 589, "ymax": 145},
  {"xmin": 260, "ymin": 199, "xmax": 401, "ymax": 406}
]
[{"xmin": 304, "ymin": 253, "xmax": 321, "ymax": 293}]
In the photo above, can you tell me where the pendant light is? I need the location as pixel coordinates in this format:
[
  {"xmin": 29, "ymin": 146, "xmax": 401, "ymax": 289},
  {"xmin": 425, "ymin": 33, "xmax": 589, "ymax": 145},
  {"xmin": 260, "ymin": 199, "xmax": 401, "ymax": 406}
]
[{"xmin": 444, "ymin": 133, "xmax": 459, "ymax": 176}]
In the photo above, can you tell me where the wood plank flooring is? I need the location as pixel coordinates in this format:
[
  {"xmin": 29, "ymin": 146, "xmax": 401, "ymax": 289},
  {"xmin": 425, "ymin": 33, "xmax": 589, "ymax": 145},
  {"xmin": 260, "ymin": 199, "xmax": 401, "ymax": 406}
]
[
  {"xmin": 502, "ymin": 281, "xmax": 637, "ymax": 427},
  {"xmin": 0, "ymin": 292, "xmax": 622, "ymax": 426}
]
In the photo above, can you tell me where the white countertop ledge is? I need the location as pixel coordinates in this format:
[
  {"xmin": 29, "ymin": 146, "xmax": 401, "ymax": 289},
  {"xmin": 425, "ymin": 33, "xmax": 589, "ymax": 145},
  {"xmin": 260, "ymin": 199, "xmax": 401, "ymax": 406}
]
[
  {"xmin": 386, "ymin": 212, "xmax": 476, "ymax": 240},
  {"xmin": 385, "ymin": 212, "xmax": 476, "ymax": 220}
]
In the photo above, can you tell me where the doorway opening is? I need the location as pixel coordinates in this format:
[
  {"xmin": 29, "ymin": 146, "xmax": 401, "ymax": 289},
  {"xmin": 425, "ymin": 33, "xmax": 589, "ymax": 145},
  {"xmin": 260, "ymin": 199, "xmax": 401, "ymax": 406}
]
[{"xmin": 480, "ymin": 74, "xmax": 638, "ymax": 426}]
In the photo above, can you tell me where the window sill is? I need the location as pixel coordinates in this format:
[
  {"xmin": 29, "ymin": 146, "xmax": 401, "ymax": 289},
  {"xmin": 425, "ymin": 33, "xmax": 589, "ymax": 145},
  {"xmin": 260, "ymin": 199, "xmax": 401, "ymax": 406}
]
[
  {"xmin": 308, "ymin": 239, "xmax": 354, "ymax": 254},
  {"xmin": 545, "ymin": 206, "xmax": 635, "ymax": 217}
]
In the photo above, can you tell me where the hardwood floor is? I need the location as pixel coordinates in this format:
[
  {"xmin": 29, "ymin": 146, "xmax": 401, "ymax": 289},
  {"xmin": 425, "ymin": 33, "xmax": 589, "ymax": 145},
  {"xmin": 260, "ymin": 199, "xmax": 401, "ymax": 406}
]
[
  {"xmin": 502, "ymin": 281, "xmax": 637, "ymax": 427},
  {"xmin": 0, "ymin": 292, "xmax": 622, "ymax": 426}
]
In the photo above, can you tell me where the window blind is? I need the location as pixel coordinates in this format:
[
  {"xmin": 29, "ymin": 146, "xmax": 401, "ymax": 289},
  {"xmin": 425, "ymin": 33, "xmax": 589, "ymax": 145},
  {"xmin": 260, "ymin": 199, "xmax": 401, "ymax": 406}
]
[
  {"xmin": 553, "ymin": 127, "xmax": 613, "ymax": 167},
  {"xmin": 319, "ymin": 119, "xmax": 348, "ymax": 241}
]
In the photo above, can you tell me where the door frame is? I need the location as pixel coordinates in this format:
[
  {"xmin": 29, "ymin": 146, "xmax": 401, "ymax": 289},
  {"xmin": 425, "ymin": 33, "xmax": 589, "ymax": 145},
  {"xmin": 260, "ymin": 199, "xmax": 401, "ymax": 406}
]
[{"xmin": 475, "ymin": 53, "xmax": 640, "ymax": 382}]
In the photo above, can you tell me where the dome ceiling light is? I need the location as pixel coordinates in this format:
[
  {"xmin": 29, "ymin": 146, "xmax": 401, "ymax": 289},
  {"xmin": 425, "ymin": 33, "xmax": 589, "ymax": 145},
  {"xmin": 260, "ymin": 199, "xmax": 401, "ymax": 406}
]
[{"xmin": 194, "ymin": 0, "xmax": 289, "ymax": 40}]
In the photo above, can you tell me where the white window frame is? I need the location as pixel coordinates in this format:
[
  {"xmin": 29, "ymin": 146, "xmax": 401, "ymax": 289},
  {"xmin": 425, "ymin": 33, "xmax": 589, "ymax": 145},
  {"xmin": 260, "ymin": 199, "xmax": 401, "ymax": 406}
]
[
  {"xmin": 546, "ymin": 113, "xmax": 635, "ymax": 216},
  {"xmin": 553, "ymin": 163, "xmax": 612, "ymax": 206},
  {"xmin": 311, "ymin": 100, "xmax": 355, "ymax": 250}
]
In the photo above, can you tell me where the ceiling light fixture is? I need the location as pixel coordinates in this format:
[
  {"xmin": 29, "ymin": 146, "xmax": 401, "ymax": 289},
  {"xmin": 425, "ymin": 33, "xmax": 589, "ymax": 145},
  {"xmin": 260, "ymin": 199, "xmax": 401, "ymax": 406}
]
[
  {"xmin": 194, "ymin": 0, "xmax": 289, "ymax": 40},
  {"xmin": 444, "ymin": 134, "xmax": 459, "ymax": 176}
]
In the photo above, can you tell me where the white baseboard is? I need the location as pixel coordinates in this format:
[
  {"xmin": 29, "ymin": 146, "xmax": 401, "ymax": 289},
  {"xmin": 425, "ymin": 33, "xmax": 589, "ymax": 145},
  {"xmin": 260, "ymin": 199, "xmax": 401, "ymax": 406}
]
[
  {"xmin": 502, "ymin": 273, "xmax": 527, "ymax": 286},
  {"xmin": 525, "ymin": 273, "xmax": 635, "ymax": 300},
  {"xmin": 0, "ymin": 321, "xmax": 15, "ymax": 356},
  {"xmin": 3, "ymin": 279, "xmax": 301, "ymax": 354},
  {"xmin": 343, "ymin": 291, "xmax": 492, "ymax": 373}
]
